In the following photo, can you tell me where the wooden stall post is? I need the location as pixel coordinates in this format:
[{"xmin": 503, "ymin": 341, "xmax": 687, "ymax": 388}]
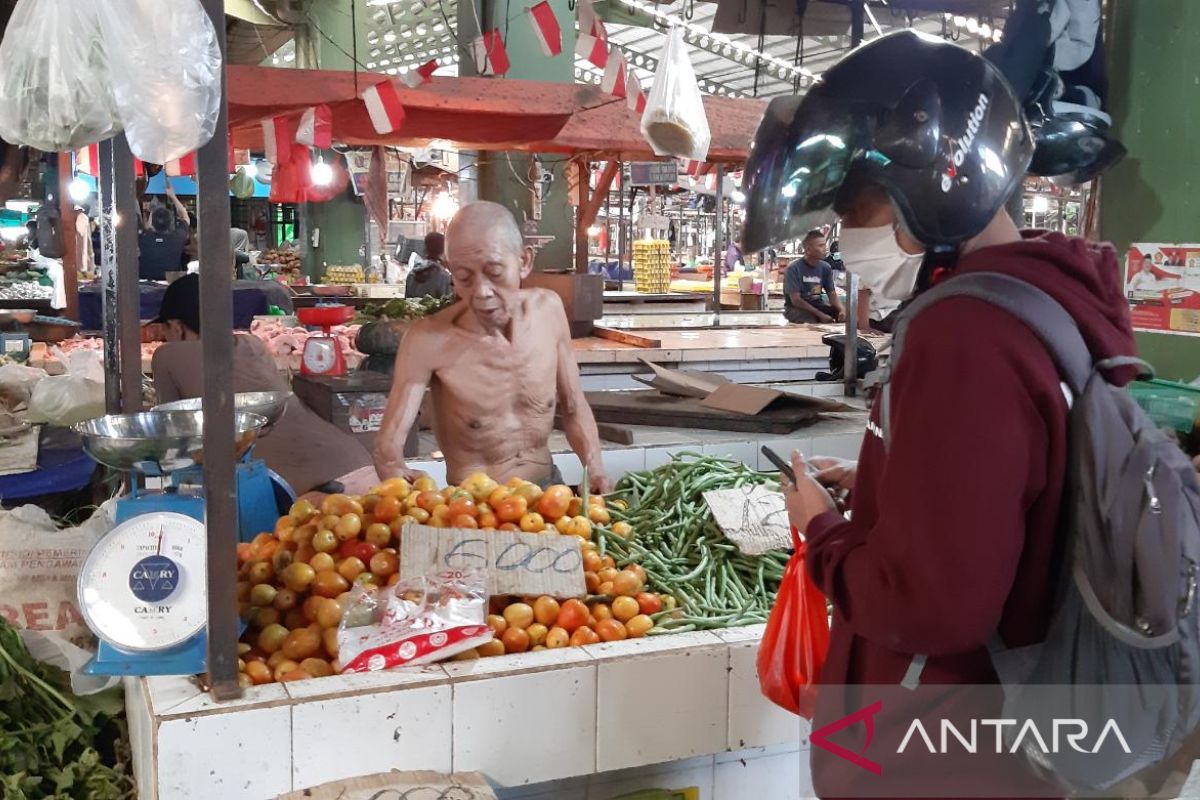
[
  {"xmin": 574, "ymin": 160, "xmax": 590, "ymax": 274},
  {"xmin": 55, "ymin": 153, "xmax": 79, "ymax": 321},
  {"xmin": 198, "ymin": 0, "xmax": 240, "ymax": 701},
  {"xmin": 96, "ymin": 137, "xmax": 141, "ymax": 413},
  {"xmin": 713, "ymin": 164, "xmax": 724, "ymax": 323}
]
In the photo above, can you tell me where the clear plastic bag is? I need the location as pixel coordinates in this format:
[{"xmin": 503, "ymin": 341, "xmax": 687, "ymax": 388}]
[
  {"xmin": 27, "ymin": 349, "xmax": 105, "ymax": 426},
  {"xmin": 0, "ymin": 0, "xmax": 121, "ymax": 151},
  {"xmin": 640, "ymin": 26, "xmax": 712, "ymax": 161},
  {"xmin": 338, "ymin": 569, "xmax": 492, "ymax": 673},
  {"xmin": 96, "ymin": 0, "xmax": 222, "ymax": 164}
]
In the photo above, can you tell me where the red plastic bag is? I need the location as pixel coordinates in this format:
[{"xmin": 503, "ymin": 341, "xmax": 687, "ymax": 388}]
[{"xmin": 757, "ymin": 526, "xmax": 830, "ymax": 718}]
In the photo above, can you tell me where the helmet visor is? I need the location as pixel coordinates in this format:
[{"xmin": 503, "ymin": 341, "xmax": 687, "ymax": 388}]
[{"xmin": 742, "ymin": 93, "xmax": 867, "ymax": 253}]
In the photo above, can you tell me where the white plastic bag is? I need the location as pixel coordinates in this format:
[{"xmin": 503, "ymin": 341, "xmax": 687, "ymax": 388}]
[
  {"xmin": 27, "ymin": 349, "xmax": 105, "ymax": 426},
  {"xmin": 96, "ymin": 0, "xmax": 222, "ymax": 164},
  {"xmin": 0, "ymin": 0, "xmax": 121, "ymax": 151},
  {"xmin": 640, "ymin": 26, "xmax": 712, "ymax": 161}
]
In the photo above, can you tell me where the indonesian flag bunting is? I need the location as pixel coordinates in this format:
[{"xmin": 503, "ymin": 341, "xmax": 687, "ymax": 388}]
[
  {"xmin": 400, "ymin": 59, "xmax": 439, "ymax": 88},
  {"xmin": 528, "ymin": 1, "xmax": 562, "ymax": 57},
  {"xmin": 577, "ymin": 0, "xmax": 607, "ymax": 41},
  {"xmin": 472, "ymin": 30, "xmax": 510, "ymax": 76},
  {"xmin": 295, "ymin": 104, "xmax": 333, "ymax": 149},
  {"xmin": 263, "ymin": 115, "xmax": 293, "ymax": 164},
  {"xmin": 634, "ymin": 91, "xmax": 648, "ymax": 114},
  {"xmin": 362, "ymin": 80, "xmax": 407, "ymax": 134},
  {"xmin": 166, "ymin": 153, "xmax": 195, "ymax": 177},
  {"xmin": 576, "ymin": 32, "xmax": 608, "ymax": 69},
  {"xmin": 76, "ymin": 145, "xmax": 99, "ymax": 177},
  {"xmin": 602, "ymin": 50, "xmax": 626, "ymax": 97},
  {"xmin": 625, "ymin": 69, "xmax": 642, "ymax": 109}
]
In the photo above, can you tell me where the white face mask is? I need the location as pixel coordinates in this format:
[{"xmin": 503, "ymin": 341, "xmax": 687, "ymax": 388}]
[{"xmin": 838, "ymin": 224, "xmax": 925, "ymax": 302}]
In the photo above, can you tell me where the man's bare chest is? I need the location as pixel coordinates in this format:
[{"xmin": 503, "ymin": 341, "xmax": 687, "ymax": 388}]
[{"xmin": 432, "ymin": 337, "xmax": 558, "ymax": 410}]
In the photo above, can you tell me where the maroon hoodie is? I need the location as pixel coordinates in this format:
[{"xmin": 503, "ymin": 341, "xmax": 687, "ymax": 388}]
[{"xmin": 803, "ymin": 233, "xmax": 1137, "ymax": 798}]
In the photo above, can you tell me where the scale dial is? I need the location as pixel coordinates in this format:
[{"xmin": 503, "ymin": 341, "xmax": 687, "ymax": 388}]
[
  {"xmin": 78, "ymin": 512, "xmax": 208, "ymax": 652},
  {"xmin": 302, "ymin": 338, "xmax": 338, "ymax": 374}
]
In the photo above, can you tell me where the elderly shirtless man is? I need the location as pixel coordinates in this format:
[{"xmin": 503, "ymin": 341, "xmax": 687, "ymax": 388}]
[{"xmin": 374, "ymin": 202, "xmax": 612, "ymax": 494}]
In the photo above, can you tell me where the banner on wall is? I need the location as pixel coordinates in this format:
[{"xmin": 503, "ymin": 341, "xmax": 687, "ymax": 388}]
[{"xmin": 1126, "ymin": 243, "xmax": 1200, "ymax": 336}]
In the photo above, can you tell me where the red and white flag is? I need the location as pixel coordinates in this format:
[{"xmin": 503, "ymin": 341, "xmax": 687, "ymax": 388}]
[
  {"xmin": 625, "ymin": 71, "xmax": 648, "ymax": 112},
  {"xmin": 400, "ymin": 59, "xmax": 439, "ymax": 88},
  {"xmin": 166, "ymin": 152, "xmax": 196, "ymax": 177},
  {"xmin": 295, "ymin": 104, "xmax": 333, "ymax": 149},
  {"xmin": 262, "ymin": 115, "xmax": 293, "ymax": 164},
  {"xmin": 527, "ymin": 1, "xmax": 562, "ymax": 57},
  {"xmin": 76, "ymin": 145, "xmax": 99, "ymax": 177},
  {"xmin": 362, "ymin": 80, "xmax": 406, "ymax": 134},
  {"xmin": 473, "ymin": 30, "xmax": 510, "ymax": 76},
  {"xmin": 634, "ymin": 91, "xmax": 648, "ymax": 114},
  {"xmin": 602, "ymin": 50, "xmax": 626, "ymax": 97},
  {"xmin": 577, "ymin": 0, "xmax": 607, "ymax": 41},
  {"xmin": 576, "ymin": 32, "xmax": 608, "ymax": 69}
]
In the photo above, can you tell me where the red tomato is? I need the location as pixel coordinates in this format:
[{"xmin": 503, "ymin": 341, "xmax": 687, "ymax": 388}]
[
  {"xmin": 556, "ymin": 599, "xmax": 589, "ymax": 633},
  {"xmin": 494, "ymin": 495, "xmax": 528, "ymax": 523},
  {"xmin": 536, "ymin": 485, "xmax": 573, "ymax": 521},
  {"xmin": 447, "ymin": 495, "xmax": 477, "ymax": 518},
  {"xmin": 636, "ymin": 592, "xmax": 663, "ymax": 615},
  {"xmin": 451, "ymin": 513, "xmax": 479, "ymax": 529}
]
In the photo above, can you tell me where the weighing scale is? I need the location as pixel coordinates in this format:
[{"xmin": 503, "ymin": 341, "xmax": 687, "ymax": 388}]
[
  {"xmin": 297, "ymin": 304, "xmax": 354, "ymax": 377},
  {"xmin": 74, "ymin": 404, "xmax": 277, "ymax": 676}
]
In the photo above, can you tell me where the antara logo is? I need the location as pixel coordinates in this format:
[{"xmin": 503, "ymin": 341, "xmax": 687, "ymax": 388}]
[
  {"xmin": 940, "ymin": 92, "xmax": 990, "ymax": 193},
  {"xmin": 898, "ymin": 717, "xmax": 1132, "ymax": 756}
]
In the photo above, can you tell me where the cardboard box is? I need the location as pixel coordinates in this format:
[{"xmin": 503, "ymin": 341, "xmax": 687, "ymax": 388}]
[{"xmin": 633, "ymin": 358, "xmax": 853, "ymax": 416}]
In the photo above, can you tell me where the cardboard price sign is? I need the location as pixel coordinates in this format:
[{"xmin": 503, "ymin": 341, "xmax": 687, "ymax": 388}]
[
  {"xmin": 399, "ymin": 523, "xmax": 586, "ymax": 598},
  {"xmin": 703, "ymin": 485, "xmax": 793, "ymax": 555}
]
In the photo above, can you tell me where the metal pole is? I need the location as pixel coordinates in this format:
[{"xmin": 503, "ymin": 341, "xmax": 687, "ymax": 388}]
[
  {"xmin": 198, "ymin": 0, "xmax": 240, "ymax": 702},
  {"xmin": 96, "ymin": 141, "xmax": 119, "ymax": 413},
  {"xmin": 111, "ymin": 136, "xmax": 141, "ymax": 409},
  {"xmin": 55, "ymin": 153, "xmax": 80, "ymax": 322},
  {"xmin": 841, "ymin": 1, "xmax": 865, "ymax": 398},
  {"xmin": 618, "ymin": 164, "xmax": 626, "ymax": 292},
  {"xmin": 851, "ymin": 0, "xmax": 865, "ymax": 47},
  {"xmin": 713, "ymin": 165, "xmax": 724, "ymax": 323}
]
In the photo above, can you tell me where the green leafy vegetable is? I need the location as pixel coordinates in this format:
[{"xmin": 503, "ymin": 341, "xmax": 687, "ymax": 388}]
[{"xmin": 0, "ymin": 621, "xmax": 134, "ymax": 800}]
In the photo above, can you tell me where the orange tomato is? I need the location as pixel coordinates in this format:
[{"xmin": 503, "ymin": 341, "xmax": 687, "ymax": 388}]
[
  {"xmin": 519, "ymin": 512, "xmax": 546, "ymax": 533},
  {"xmin": 536, "ymin": 485, "xmax": 573, "ymax": 520},
  {"xmin": 415, "ymin": 491, "xmax": 443, "ymax": 512},
  {"xmin": 584, "ymin": 571, "xmax": 601, "ymax": 593},
  {"xmin": 588, "ymin": 505, "xmax": 611, "ymax": 525},
  {"xmin": 597, "ymin": 581, "xmax": 614, "ymax": 596},
  {"xmin": 569, "ymin": 626, "xmax": 601, "ymax": 646},
  {"xmin": 594, "ymin": 619, "xmax": 628, "ymax": 642},
  {"xmin": 582, "ymin": 551, "xmax": 603, "ymax": 573},
  {"xmin": 337, "ymin": 556, "xmax": 366, "ymax": 583},
  {"xmin": 408, "ymin": 507, "xmax": 431, "ymax": 524},
  {"xmin": 236, "ymin": 542, "xmax": 253, "ymax": 564},
  {"xmin": 377, "ymin": 477, "xmax": 412, "ymax": 499},
  {"xmin": 451, "ymin": 513, "xmax": 479, "ymax": 529},
  {"xmin": 636, "ymin": 592, "xmax": 663, "ymax": 615},
  {"xmin": 503, "ymin": 602, "xmax": 534, "ymax": 629},
  {"xmin": 244, "ymin": 660, "xmax": 273, "ymax": 685},
  {"xmin": 556, "ymin": 598, "xmax": 589, "ymax": 632},
  {"xmin": 373, "ymin": 495, "xmax": 402, "ymax": 523},
  {"xmin": 501, "ymin": 627, "xmax": 531, "ymax": 653},
  {"xmin": 334, "ymin": 513, "xmax": 362, "ymax": 542},
  {"xmin": 611, "ymin": 596, "xmax": 639, "ymax": 622},
  {"xmin": 626, "ymin": 614, "xmax": 654, "ymax": 638},
  {"xmin": 533, "ymin": 596, "xmax": 560, "ymax": 626},
  {"xmin": 513, "ymin": 482, "xmax": 543, "ymax": 506},
  {"xmin": 590, "ymin": 602, "xmax": 614, "ymax": 622},
  {"xmin": 626, "ymin": 564, "xmax": 647, "ymax": 586},
  {"xmin": 567, "ymin": 497, "xmax": 584, "ymax": 517},
  {"xmin": 478, "ymin": 512, "xmax": 498, "ymax": 530},
  {"xmin": 527, "ymin": 623, "xmax": 548, "ymax": 646},
  {"xmin": 313, "ymin": 569, "xmax": 350, "ymax": 599},
  {"xmin": 364, "ymin": 522, "xmax": 392, "ymax": 548},
  {"xmin": 597, "ymin": 567, "xmax": 618, "ymax": 584},
  {"xmin": 486, "ymin": 614, "xmax": 507, "ymax": 635},
  {"xmin": 545, "ymin": 626, "xmax": 570, "ymax": 648},
  {"xmin": 290, "ymin": 498, "xmax": 318, "ymax": 523},
  {"xmin": 487, "ymin": 486, "xmax": 512, "ymax": 507},
  {"xmin": 554, "ymin": 516, "xmax": 573, "ymax": 536},
  {"xmin": 478, "ymin": 639, "xmax": 506, "ymax": 658},
  {"xmin": 498, "ymin": 522, "xmax": 520, "ymax": 532},
  {"xmin": 461, "ymin": 472, "xmax": 500, "ymax": 502},
  {"xmin": 308, "ymin": 552, "xmax": 335, "ymax": 573},
  {"xmin": 369, "ymin": 550, "xmax": 399, "ymax": 578},
  {"xmin": 601, "ymin": 555, "xmax": 616, "ymax": 570},
  {"xmin": 412, "ymin": 476, "xmax": 437, "ymax": 492},
  {"xmin": 494, "ymin": 495, "xmax": 528, "ymax": 523},
  {"xmin": 447, "ymin": 495, "xmax": 477, "ymax": 518},
  {"xmin": 612, "ymin": 570, "xmax": 642, "ymax": 597}
]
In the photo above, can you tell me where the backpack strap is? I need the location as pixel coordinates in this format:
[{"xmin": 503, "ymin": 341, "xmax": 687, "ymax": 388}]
[{"xmin": 880, "ymin": 271, "xmax": 1095, "ymax": 447}]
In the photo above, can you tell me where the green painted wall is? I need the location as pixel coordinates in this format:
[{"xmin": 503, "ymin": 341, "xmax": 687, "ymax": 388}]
[
  {"xmin": 460, "ymin": 0, "xmax": 577, "ymax": 270},
  {"xmin": 1101, "ymin": 0, "xmax": 1200, "ymax": 381},
  {"xmin": 305, "ymin": 0, "xmax": 371, "ymax": 279}
]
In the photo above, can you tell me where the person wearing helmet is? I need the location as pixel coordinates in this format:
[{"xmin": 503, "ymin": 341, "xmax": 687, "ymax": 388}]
[{"xmin": 744, "ymin": 32, "xmax": 1137, "ymax": 796}]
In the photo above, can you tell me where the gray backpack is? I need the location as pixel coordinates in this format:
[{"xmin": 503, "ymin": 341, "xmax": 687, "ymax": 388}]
[{"xmin": 879, "ymin": 271, "xmax": 1200, "ymax": 794}]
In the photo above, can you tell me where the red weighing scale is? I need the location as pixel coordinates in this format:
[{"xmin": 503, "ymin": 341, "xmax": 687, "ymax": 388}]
[{"xmin": 296, "ymin": 304, "xmax": 354, "ymax": 377}]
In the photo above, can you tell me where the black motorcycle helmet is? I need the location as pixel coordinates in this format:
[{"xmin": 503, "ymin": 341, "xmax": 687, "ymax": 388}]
[
  {"xmin": 743, "ymin": 31, "xmax": 1035, "ymax": 257},
  {"xmin": 1023, "ymin": 68, "xmax": 1126, "ymax": 186}
]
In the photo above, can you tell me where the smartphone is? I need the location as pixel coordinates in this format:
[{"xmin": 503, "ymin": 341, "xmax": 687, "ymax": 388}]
[{"xmin": 760, "ymin": 445, "xmax": 796, "ymax": 483}]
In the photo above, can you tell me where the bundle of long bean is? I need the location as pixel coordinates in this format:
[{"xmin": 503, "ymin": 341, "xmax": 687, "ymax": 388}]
[{"xmin": 595, "ymin": 453, "xmax": 790, "ymax": 633}]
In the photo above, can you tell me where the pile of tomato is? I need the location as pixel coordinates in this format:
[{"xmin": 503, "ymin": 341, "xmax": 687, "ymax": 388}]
[{"xmin": 232, "ymin": 473, "xmax": 661, "ymax": 686}]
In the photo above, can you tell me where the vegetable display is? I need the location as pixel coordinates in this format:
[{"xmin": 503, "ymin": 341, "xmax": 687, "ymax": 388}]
[
  {"xmin": 358, "ymin": 295, "xmax": 455, "ymax": 323},
  {"xmin": 597, "ymin": 454, "xmax": 789, "ymax": 632},
  {"xmin": 0, "ymin": 621, "xmax": 134, "ymax": 800}
]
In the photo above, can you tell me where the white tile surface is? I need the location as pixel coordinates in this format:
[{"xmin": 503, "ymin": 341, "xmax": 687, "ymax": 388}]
[
  {"xmin": 442, "ymin": 645, "xmax": 595, "ymax": 681},
  {"xmin": 712, "ymin": 623, "xmax": 767, "ymax": 644},
  {"xmin": 454, "ymin": 664, "xmax": 598, "ymax": 785},
  {"xmin": 282, "ymin": 664, "xmax": 448, "ymax": 701},
  {"xmin": 727, "ymin": 642, "xmax": 804, "ymax": 751},
  {"xmin": 714, "ymin": 750, "xmax": 807, "ymax": 800},
  {"xmin": 409, "ymin": 459, "xmax": 448, "ymax": 486},
  {"xmin": 582, "ymin": 630, "xmax": 725, "ymax": 662},
  {"xmin": 601, "ymin": 447, "xmax": 646, "ymax": 481},
  {"xmin": 143, "ymin": 675, "xmax": 205, "ymax": 716},
  {"xmin": 124, "ymin": 678, "xmax": 156, "ymax": 800},
  {"xmin": 809, "ymin": 431, "xmax": 864, "ymax": 460},
  {"xmin": 596, "ymin": 647, "xmax": 728, "ymax": 771},
  {"xmin": 291, "ymin": 685, "xmax": 452, "ymax": 789},
  {"xmin": 157, "ymin": 705, "xmax": 293, "ymax": 800},
  {"xmin": 161, "ymin": 680, "xmax": 290, "ymax": 719},
  {"xmin": 553, "ymin": 451, "xmax": 585, "ymax": 485},
  {"xmin": 701, "ymin": 440, "xmax": 760, "ymax": 469}
]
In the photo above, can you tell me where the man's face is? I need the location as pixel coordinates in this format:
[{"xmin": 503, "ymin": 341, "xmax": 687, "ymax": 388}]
[
  {"xmin": 804, "ymin": 235, "xmax": 827, "ymax": 261},
  {"xmin": 446, "ymin": 224, "xmax": 533, "ymax": 332}
]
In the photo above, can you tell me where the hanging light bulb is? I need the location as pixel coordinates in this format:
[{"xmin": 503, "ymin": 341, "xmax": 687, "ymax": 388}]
[
  {"xmin": 68, "ymin": 176, "xmax": 90, "ymax": 204},
  {"xmin": 431, "ymin": 192, "xmax": 459, "ymax": 220},
  {"xmin": 311, "ymin": 157, "xmax": 334, "ymax": 186},
  {"xmin": 587, "ymin": 225, "xmax": 602, "ymax": 238}
]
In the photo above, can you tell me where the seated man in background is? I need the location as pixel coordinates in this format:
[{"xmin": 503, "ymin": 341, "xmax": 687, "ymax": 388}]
[
  {"xmin": 151, "ymin": 275, "xmax": 377, "ymax": 496},
  {"xmin": 406, "ymin": 232, "xmax": 453, "ymax": 299},
  {"xmin": 374, "ymin": 201, "xmax": 611, "ymax": 493},
  {"xmin": 783, "ymin": 229, "xmax": 845, "ymax": 324}
]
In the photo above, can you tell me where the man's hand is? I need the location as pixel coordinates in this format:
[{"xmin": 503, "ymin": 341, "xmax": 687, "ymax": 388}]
[
  {"xmin": 588, "ymin": 470, "xmax": 613, "ymax": 496},
  {"xmin": 808, "ymin": 456, "xmax": 857, "ymax": 493},
  {"xmin": 781, "ymin": 451, "xmax": 837, "ymax": 535},
  {"xmin": 835, "ymin": 309, "xmax": 847, "ymax": 323},
  {"xmin": 164, "ymin": 178, "xmax": 175, "ymax": 197},
  {"xmin": 816, "ymin": 312, "xmax": 834, "ymax": 324}
]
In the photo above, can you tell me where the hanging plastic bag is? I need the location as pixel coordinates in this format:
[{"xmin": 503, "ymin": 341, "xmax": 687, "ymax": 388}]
[
  {"xmin": 96, "ymin": 0, "xmax": 222, "ymax": 165},
  {"xmin": 641, "ymin": 26, "xmax": 712, "ymax": 162},
  {"xmin": 0, "ymin": 0, "xmax": 121, "ymax": 151},
  {"xmin": 757, "ymin": 526, "xmax": 830, "ymax": 718}
]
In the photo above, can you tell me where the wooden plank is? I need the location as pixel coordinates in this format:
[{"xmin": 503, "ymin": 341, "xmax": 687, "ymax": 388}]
[
  {"xmin": 585, "ymin": 390, "xmax": 821, "ymax": 434},
  {"xmin": 591, "ymin": 326, "xmax": 662, "ymax": 348}
]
